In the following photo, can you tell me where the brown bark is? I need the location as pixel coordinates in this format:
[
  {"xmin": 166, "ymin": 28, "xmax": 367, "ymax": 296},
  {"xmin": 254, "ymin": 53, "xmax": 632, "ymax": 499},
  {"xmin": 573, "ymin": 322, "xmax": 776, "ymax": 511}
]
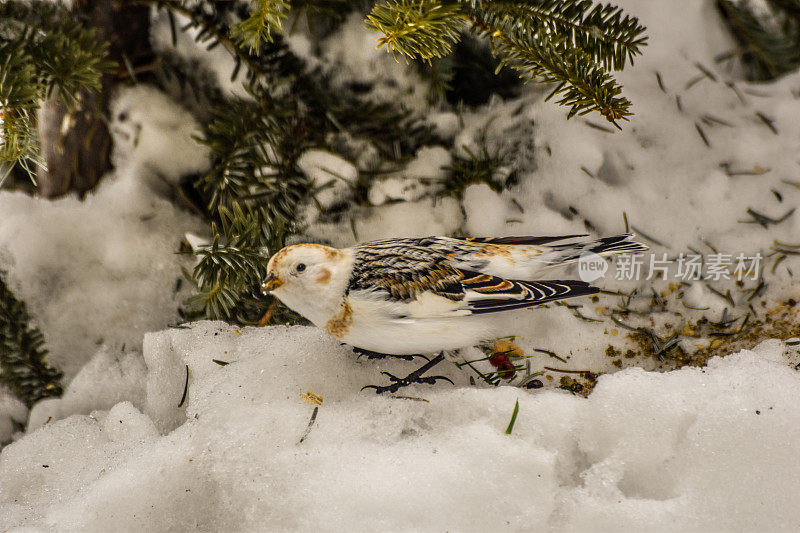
[{"xmin": 37, "ymin": 0, "xmax": 153, "ymax": 198}]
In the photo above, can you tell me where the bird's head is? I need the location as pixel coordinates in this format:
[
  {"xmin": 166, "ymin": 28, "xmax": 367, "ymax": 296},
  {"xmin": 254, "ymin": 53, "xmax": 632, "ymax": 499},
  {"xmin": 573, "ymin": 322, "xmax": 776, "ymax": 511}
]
[{"xmin": 261, "ymin": 243, "xmax": 352, "ymax": 325}]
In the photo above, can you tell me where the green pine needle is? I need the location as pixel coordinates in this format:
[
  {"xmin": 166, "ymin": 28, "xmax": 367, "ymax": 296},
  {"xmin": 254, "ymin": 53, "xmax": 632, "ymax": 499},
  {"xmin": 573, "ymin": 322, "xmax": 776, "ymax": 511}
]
[{"xmin": 505, "ymin": 399, "xmax": 520, "ymax": 435}]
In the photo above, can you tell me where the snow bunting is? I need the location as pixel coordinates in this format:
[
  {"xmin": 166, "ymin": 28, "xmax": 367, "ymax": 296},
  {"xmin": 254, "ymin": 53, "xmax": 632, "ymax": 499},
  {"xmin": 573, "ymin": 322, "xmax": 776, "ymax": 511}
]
[{"xmin": 261, "ymin": 234, "xmax": 646, "ymax": 355}]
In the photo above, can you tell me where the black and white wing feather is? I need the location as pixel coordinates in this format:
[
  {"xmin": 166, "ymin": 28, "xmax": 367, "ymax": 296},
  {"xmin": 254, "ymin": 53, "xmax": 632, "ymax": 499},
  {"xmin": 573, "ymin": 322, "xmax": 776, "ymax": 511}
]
[
  {"xmin": 347, "ymin": 238, "xmax": 598, "ymax": 317},
  {"xmin": 459, "ymin": 271, "xmax": 597, "ymax": 314}
]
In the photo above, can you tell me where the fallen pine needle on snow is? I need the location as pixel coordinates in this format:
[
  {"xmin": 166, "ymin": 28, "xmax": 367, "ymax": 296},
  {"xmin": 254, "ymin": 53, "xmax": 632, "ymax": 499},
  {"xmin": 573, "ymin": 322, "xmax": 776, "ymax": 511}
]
[
  {"xmin": 178, "ymin": 364, "xmax": 189, "ymax": 408},
  {"xmin": 505, "ymin": 399, "xmax": 520, "ymax": 435},
  {"xmin": 298, "ymin": 407, "xmax": 319, "ymax": 445}
]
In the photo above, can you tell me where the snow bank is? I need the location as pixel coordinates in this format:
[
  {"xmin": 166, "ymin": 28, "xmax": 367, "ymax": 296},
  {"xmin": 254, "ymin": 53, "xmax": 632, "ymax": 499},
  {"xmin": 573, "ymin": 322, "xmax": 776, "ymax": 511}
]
[
  {"xmin": 1, "ymin": 324, "xmax": 798, "ymax": 531},
  {"xmin": 0, "ymin": 172, "xmax": 203, "ymax": 380}
]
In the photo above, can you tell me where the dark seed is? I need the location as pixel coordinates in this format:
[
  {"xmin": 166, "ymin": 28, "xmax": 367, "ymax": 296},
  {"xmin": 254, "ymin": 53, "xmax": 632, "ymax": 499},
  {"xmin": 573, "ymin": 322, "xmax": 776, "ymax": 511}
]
[{"xmin": 526, "ymin": 379, "xmax": 543, "ymax": 389}]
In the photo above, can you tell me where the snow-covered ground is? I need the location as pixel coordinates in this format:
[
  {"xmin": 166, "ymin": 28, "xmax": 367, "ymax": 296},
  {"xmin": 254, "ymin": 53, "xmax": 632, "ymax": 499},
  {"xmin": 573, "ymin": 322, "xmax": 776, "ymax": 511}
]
[
  {"xmin": 3, "ymin": 326, "xmax": 800, "ymax": 530},
  {"xmin": 1, "ymin": 0, "xmax": 799, "ymax": 530}
]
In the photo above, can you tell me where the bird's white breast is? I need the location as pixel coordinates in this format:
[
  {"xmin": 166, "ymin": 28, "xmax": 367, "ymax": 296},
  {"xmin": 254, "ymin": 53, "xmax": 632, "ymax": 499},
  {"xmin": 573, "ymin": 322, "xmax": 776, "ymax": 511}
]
[{"xmin": 334, "ymin": 292, "xmax": 495, "ymax": 355}]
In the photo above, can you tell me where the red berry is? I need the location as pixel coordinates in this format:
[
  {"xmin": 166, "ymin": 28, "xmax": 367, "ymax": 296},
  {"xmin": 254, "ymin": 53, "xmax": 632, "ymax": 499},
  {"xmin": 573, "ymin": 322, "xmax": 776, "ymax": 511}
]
[
  {"xmin": 498, "ymin": 360, "xmax": 516, "ymax": 380},
  {"xmin": 489, "ymin": 353, "xmax": 509, "ymax": 367}
]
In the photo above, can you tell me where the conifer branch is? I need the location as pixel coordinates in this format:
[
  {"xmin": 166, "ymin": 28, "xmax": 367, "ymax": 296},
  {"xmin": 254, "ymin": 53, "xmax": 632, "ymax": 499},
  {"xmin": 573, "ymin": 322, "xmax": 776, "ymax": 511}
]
[
  {"xmin": 367, "ymin": 0, "xmax": 466, "ymax": 60},
  {"xmin": 140, "ymin": 0, "xmax": 262, "ymax": 75},
  {"xmin": 231, "ymin": 0, "xmax": 291, "ymax": 53},
  {"xmin": 471, "ymin": 12, "xmax": 632, "ymax": 125},
  {"xmin": 0, "ymin": 1, "xmax": 113, "ymax": 184},
  {"xmin": 366, "ymin": 0, "xmax": 646, "ymax": 124},
  {"xmin": 0, "ymin": 273, "xmax": 63, "ymax": 408},
  {"xmin": 481, "ymin": 0, "xmax": 647, "ymax": 70},
  {"xmin": 185, "ymin": 204, "xmax": 286, "ymax": 322},
  {"xmin": 440, "ymin": 143, "xmax": 513, "ymax": 198},
  {"xmin": 717, "ymin": 0, "xmax": 800, "ymax": 80}
]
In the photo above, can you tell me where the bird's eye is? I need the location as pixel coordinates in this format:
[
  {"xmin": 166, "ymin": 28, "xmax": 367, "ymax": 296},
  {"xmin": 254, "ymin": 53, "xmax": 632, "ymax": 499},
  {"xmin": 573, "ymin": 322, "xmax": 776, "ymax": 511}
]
[{"xmin": 296, "ymin": 263, "xmax": 306, "ymax": 273}]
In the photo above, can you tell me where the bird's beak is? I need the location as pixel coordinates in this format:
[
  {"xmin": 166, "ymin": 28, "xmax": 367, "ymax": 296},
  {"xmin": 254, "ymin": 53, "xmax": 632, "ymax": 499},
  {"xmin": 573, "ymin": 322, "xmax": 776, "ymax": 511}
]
[{"xmin": 261, "ymin": 272, "xmax": 284, "ymax": 294}]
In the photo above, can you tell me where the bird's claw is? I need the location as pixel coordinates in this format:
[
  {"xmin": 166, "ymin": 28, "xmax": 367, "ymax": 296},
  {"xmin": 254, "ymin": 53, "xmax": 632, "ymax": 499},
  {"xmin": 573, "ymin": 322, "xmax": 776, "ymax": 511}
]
[
  {"xmin": 361, "ymin": 354, "xmax": 452, "ymax": 394},
  {"xmin": 423, "ymin": 375, "xmax": 455, "ymax": 386},
  {"xmin": 352, "ymin": 347, "xmax": 429, "ymax": 362}
]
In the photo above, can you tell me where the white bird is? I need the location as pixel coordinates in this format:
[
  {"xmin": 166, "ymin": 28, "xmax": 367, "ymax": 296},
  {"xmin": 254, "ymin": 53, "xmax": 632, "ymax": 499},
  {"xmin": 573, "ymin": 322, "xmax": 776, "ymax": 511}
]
[{"xmin": 261, "ymin": 234, "xmax": 646, "ymax": 356}]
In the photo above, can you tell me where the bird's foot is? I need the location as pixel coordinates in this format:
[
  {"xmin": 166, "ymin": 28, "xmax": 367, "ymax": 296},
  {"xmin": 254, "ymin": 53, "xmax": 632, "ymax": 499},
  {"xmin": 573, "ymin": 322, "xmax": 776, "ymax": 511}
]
[
  {"xmin": 351, "ymin": 346, "xmax": 430, "ymax": 362},
  {"xmin": 361, "ymin": 354, "xmax": 453, "ymax": 394}
]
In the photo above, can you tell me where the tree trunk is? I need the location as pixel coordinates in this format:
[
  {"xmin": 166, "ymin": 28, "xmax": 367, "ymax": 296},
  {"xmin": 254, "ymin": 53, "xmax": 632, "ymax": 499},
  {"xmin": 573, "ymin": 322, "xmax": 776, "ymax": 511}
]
[{"xmin": 37, "ymin": 0, "xmax": 153, "ymax": 198}]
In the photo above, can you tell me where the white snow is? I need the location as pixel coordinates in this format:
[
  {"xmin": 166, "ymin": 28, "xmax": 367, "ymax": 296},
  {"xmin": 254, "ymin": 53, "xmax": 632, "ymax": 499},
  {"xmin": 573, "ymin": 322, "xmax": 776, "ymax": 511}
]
[
  {"xmin": 298, "ymin": 149, "xmax": 359, "ymax": 210},
  {"xmin": 0, "ymin": 174, "xmax": 203, "ymax": 379},
  {"xmin": 109, "ymin": 85, "xmax": 210, "ymax": 188},
  {"xmin": 463, "ymin": 183, "xmax": 511, "ymax": 237},
  {"xmin": 0, "ymin": 387, "xmax": 26, "ymax": 444},
  {"xmin": 367, "ymin": 146, "xmax": 451, "ymax": 206},
  {"xmin": 1, "ymin": 326, "xmax": 799, "ymax": 531}
]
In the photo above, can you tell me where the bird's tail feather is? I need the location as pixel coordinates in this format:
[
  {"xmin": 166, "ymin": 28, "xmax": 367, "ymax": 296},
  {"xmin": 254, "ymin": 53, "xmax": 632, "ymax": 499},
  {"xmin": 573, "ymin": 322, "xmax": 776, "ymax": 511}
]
[{"xmin": 547, "ymin": 234, "xmax": 648, "ymax": 265}]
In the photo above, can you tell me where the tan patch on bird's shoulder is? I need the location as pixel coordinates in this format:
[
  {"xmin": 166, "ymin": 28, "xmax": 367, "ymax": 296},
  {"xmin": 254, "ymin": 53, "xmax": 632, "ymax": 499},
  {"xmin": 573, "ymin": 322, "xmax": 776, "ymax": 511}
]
[
  {"xmin": 324, "ymin": 300, "xmax": 353, "ymax": 338},
  {"xmin": 316, "ymin": 267, "xmax": 331, "ymax": 284},
  {"xmin": 472, "ymin": 243, "xmax": 515, "ymax": 263},
  {"xmin": 521, "ymin": 246, "xmax": 543, "ymax": 258}
]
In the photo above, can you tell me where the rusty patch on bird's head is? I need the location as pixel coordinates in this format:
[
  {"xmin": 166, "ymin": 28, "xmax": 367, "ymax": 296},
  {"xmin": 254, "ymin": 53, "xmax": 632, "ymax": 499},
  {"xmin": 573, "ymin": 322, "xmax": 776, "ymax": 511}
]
[
  {"xmin": 269, "ymin": 243, "xmax": 342, "ymax": 270},
  {"xmin": 316, "ymin": 267, "xmax": 332, "ymax": 285},
  {"xmin": 267, "ymin": 246, "xmax": 291, "ymax": 270},
  {"xmin": 324, "ymin": 300, "xmax": 353, "ymax": 338},
  {"xmin": 305, "ymin": 243, "xmax": 343, "ymax": 260}
]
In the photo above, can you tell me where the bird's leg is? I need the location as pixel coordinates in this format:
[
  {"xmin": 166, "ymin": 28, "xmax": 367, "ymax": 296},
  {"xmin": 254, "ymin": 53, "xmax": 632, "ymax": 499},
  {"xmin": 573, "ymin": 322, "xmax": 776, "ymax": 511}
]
[
  {"xmin": 361, "ymin": 353, "xmax": 454, "ymax": 394},
  {"xmin": 350, "ymin": 346, "xmax": 430, "ymax": 362}
]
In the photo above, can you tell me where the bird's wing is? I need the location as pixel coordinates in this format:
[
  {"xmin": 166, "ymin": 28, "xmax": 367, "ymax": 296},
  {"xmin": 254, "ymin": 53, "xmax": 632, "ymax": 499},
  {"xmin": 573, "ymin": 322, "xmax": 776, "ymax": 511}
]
[
  {"xmin": 348, "ymin": 237, "xmax": 466, "ymax": 302},
  {"xmin": 347, "ymin": 238, "xmax": 597, "ymax": 317},
  {"xmin": 458, "ymin": 271, "xmax": 598, "ymax": 314}
]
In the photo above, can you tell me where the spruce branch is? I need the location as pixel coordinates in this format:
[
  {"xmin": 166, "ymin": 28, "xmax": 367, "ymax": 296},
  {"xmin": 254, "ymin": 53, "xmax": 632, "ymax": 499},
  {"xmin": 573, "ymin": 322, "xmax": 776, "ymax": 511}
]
[
  {"xmin": 0, "ymin": 273, "xmax": 63, "ymax": 408},
  {"xmin": 197, "ymin": 87, "xmax": 311, "ymax": 224},
  {"xmin": 146, "ymin": 0, "xmax": 433, "ymax": 323},
  {"xmin": 717, "ymin": 0, "xmax": 800, "ymax": 80},
  {"xmin": 139, "ymin": 0, "xmax": 262, "ymax": 76},
  {"xmin": 440, "ymin": 144, "xmax": 514, "ymax": 198},
  {"xmin": 367, "ymin": 0, "xmax": 466, "ymax": 61},
  {"xmin": 185, "ymin": 204, "xmax": 286, "ymax": 323},
  {"xmin": 481, "ymin": 0, "xmax": 647, "ymax": 70},
  {"xmin": 231, "ymin": 0, "xmax": 291, "ymax": 53},
  {"xmin": 473, "ymin": 13, "xmax": 632, "ymax": 124},
  {"xmin": 0, "ymin": 1, "xmax": 113, "ymax": 184},
  {"xmin": 0, "ymin": 43, "xmax": 42, "ymax": 183},
  {"xmin": 366, "ymin": 0, "xmax": 646, "ymax": 123}
]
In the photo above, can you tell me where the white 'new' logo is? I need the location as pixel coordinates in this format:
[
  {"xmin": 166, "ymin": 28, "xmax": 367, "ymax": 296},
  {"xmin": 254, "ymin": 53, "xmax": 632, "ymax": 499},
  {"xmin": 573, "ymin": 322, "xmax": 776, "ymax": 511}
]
[{"xmin": 578, "ymin": 251, "xmax": 607, "ymax": 282}]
